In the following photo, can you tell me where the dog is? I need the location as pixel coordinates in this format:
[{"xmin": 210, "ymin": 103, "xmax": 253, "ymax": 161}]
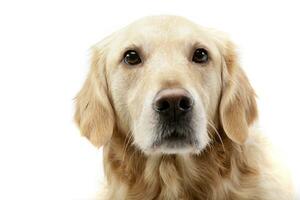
[{"xmin": 75, "ymin": 16, "xmax": 293, "ymax": 200}]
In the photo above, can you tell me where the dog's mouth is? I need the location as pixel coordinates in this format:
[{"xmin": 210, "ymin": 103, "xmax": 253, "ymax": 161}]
[
  {"xmin": 163, "ymin": 131, "xmax": 187, "ymax": 141},
  {"xmin": 152, "ymin": 129, "xmax": 198, "ymax": 152}
]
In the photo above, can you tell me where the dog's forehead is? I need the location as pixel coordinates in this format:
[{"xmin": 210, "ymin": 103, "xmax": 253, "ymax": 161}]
[
  {"xmin": 117, "ymin": 16, "xmax": 212, "ymax": 46},
  {"xmin": 129, "ymin": 16, "xmax": 198, "ymax": 34},
  {"xmin": 104, "ymin": 16, "xmax": 223, "ymax": 65}
]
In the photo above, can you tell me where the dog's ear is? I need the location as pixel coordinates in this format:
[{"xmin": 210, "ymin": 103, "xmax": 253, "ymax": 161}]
[
  {"xmin": 219, "ymin": 41, "xmax": 258, "ymax": 144},
  {"xmin": 74, "ymin": 44, "xmax": 114, "ymax": 148}
]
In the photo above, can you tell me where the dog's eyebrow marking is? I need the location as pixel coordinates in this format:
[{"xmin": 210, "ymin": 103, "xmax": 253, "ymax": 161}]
[
  {"xmin": 122, "ymin": 44, "xmax": 141, "ymax": 53},
  {"xmin": 191, "ymin": 42, "xmax": 209, "ymax": 51}
]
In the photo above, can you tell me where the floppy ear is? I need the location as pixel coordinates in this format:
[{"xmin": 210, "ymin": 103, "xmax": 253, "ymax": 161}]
[
  {"xmin": 219, "ymin": 41, "xmax": 258, "ymax": 144},
  {"xmin": 74, "ymin": 47, "xmax": 114, "ymax": 148}
]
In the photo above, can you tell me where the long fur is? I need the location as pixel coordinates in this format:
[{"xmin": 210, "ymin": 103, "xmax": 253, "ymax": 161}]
[
  {"xmin": 100, "ymin": 127, "xmax": 292, "ymax": 200},
  {"xmin": 75, "ymin": 16, "xmax": 294, "ymax": 200}
]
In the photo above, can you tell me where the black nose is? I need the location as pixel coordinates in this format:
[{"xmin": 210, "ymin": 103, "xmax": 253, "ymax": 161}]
[{"xmin": 153, "ymin": 88, "xmax": 194, "ymax": 119}]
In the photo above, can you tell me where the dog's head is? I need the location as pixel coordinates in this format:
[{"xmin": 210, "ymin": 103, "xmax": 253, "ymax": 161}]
[{"xmin": 75, "ymin": 16, "xmax": 257, "ymax": 154}]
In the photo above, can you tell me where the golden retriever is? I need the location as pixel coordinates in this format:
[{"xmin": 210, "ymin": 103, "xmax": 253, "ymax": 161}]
[{"xmin": 75, "ymin": 16, "xmax": 293, "ymax": 200}]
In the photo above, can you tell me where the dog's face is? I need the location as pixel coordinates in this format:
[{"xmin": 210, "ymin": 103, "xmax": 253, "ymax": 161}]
[
  {"xmin": 107, "ymin": 17, "xmax": 223, "ymax": 154},
  {"xmin": 75, "ymin": 16, "xmax": 257, "ymax": 155}
]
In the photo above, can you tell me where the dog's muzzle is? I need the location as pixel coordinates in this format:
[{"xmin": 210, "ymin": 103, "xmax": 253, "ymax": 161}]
[{"xmin": 152, "ymin": 88, "xmax": 196, "ymax": 147}]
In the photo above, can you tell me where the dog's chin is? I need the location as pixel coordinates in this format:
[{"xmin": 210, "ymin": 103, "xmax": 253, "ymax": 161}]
[
  {"xmin": 144, "ymin": 136, "xmax": 202, "ymax": 155},
  {"xmin": 152, "ymin": 145, "xmax": 201, "ymax": 155},
  {"xmin": 139, "ymin": 137, "xmax": 205, "ymax": 155}
]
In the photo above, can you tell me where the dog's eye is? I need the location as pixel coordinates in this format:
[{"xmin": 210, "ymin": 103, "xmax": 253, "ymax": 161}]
[
  {"xmin": 123, "ymin": 50, "xmax": 141, "ymax": 65},
  {"xmin": 192, "ymin": 48, "xmax": 209, "ymax": 64}
]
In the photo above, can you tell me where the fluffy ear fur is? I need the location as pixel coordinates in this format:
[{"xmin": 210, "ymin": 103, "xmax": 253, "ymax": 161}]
[
  {"xmin": 219, "ymin": 41, "xmax": 258, "ymax": 144},
  {"xmin": 74, "ymin": 46, "xmax": 114, "ymax": 148}
]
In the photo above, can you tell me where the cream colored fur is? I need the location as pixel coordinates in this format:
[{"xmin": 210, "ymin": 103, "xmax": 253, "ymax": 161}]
[{"xmin": 75, "ymin": 16, "xmax": 294, "ymax": 199}]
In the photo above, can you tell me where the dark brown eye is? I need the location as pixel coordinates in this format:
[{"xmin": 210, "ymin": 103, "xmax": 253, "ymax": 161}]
[
  {"xmin": 192, "ymin": 48, "xmax": 209, "ymax": 64},
  {"xmin": 123, "ymin": 50, "xmax": 141, "ymax": 65}
]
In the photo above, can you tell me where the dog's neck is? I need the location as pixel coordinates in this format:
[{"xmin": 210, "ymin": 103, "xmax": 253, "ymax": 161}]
[{"xmin": 103, "ymin": 129, "xmax": 257, "ymax": 200}]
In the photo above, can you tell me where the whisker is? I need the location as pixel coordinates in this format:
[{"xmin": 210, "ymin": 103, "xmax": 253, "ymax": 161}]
[
  {"xmin": 121, "ymin": 130, "xmax": 133, "ymax": 162},
  {"xmin": 207, "ymin": 120, "xmax": 225, "ymax": 152},
  {"xmin": 206, "ymin": 130, "xmax": 215, "ymax": 151}
]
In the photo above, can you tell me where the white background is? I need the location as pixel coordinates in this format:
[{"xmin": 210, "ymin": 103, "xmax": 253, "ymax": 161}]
[{"xmin": 0, "ymin": 0, "xmax": 299, "ymax": 199}]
